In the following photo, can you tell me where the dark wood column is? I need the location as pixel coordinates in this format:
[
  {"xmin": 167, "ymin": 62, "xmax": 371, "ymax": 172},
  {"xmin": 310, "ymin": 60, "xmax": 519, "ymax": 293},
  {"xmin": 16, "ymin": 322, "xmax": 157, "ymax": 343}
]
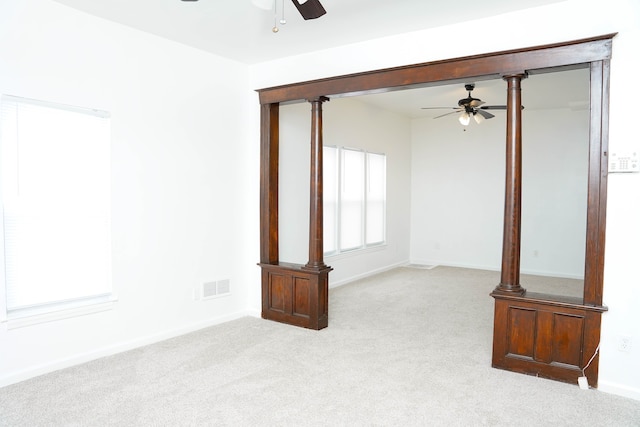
[
  {"xmin": 259, "ymin": 97, "xmax": 331, "ymax": 330},
  {"xmin": 494, "ymin": 74, "xmax": 527, "ymax": 296},
  {"xmin": 260, "ymin": 103, "xmax": 280, "ymax": 264},
  {"xmin": 304, "ymin": 96, "xmax": 330, "ymax": 271}
]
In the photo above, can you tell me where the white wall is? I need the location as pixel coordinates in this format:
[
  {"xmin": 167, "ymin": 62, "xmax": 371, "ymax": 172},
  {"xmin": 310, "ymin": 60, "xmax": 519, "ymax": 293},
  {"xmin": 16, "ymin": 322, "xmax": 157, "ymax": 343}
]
[
  {"xmin": 250, "ymin": 0, "xmax": 640, "ymax": 400},
  {"xmin": 0, "ymin": 0, "xmax": 260, "ymax": 386},
  {"xmin": 410, "ymin": 102, "xmax": 589, "ymax": 280},
  {"xmin": 521, "ymin": 107, "xmax": 590, "ymax": 278},
  {"xmin": 410, "ymin": 108, "xmax": 505, "ymax": 271},
  {"xmin": 278, "ymin": 98, "xmax": 412, "ymax": 285}
]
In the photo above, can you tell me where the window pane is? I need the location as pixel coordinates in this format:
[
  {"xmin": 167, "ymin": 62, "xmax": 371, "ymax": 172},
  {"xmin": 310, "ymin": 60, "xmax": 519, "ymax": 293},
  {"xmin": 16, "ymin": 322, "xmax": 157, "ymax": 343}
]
[
  {"xmin": 1, "ymin": 96, "xmax": 111, "ymax": 312},
  {"xmin": 323, "ymin": 146, "xmax": 337, "ymax": 254},
  {"xmin": 340, "ymin": 149, "xmax": 364, "ymax": 251},
  {"xmin": 366, "ymin": 152, "xmax": 386, "ymax": 245}
]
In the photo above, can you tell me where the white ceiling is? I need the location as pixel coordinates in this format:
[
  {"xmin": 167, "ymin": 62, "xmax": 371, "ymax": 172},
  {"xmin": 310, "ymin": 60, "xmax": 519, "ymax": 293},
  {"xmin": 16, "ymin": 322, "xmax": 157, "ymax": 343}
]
[
  {"xmin": 51, "ymin": 0, "xmax": 563, "ymax": 65},
  {"xmin": 50, "ymin": 0, "xmax": 586, "ymax": 119}
]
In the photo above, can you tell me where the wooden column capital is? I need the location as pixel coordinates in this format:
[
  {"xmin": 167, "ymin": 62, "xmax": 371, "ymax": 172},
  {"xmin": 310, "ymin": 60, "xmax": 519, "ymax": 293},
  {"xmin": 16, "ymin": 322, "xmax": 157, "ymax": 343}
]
[{"xmin": 307, "ymin": 96, "xmax": 330, "ymax": 104}]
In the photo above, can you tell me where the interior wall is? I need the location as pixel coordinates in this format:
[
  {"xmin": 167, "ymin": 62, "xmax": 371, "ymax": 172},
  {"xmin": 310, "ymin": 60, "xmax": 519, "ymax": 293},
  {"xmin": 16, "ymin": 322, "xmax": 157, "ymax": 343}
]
[
  {"xmin": 0, "ymin": 0, "xmax": 258, "ymax": 386},
  {"xmin": 521, "ymin": 107, "xmax": 590, "ymax": 278},
  {"xmin": 409, "ymin": 102, "xmax": 589, "ymax": 280},
  {"xmin": 250, "ymin": 0, "xmax": 640, "ymax": 400},
  {"xmin": 409, "ymin": 108, "xmax": 505, "ymax": 271},
  {"xmin": 278, "ymin": 98, "xmax": 412, "ymax": 286}
]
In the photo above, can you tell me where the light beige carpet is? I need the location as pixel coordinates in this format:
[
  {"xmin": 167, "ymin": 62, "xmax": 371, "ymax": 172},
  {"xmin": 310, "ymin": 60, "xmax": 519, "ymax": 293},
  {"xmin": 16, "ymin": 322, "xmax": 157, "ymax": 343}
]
[{"xmin": 1, "ymin": 266, "xmax": 638, "ymax": 426}]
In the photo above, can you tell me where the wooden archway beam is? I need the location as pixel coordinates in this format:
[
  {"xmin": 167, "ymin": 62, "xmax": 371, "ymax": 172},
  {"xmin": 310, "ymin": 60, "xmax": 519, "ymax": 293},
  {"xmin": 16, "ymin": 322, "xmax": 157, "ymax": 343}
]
[{"xmin": 257, "ymin": 34, "xmax": 615, "ymax": 105}]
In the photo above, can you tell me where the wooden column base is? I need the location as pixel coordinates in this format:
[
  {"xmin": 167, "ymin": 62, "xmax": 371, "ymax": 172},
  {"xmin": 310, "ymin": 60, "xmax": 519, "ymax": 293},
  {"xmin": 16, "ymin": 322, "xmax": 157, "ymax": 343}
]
[
  {"xmin": 491, "ymin": 292, "xmax": 607, "ymax": 387},
  {"xmin": 260, "ymin": 262, "xmax": 332, "ymax": 330}
]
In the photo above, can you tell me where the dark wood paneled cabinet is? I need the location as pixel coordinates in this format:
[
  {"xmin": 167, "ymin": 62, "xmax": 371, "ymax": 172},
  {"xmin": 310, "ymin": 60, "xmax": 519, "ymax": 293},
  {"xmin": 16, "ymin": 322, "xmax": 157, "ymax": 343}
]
[
  {"xmin": 492, "ymin": 294, "xmax": 606, "ymax": 386},
  {"xmin": 260, "ymin": 263, "xmax": 330, "ymax": 330}
]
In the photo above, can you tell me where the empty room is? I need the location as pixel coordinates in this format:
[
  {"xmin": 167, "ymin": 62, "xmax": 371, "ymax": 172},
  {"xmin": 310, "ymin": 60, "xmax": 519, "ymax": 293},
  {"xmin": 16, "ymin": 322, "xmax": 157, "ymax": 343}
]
[{"xmin": 1, "ymin": 0, "xmax": 639, "ymax": 425}]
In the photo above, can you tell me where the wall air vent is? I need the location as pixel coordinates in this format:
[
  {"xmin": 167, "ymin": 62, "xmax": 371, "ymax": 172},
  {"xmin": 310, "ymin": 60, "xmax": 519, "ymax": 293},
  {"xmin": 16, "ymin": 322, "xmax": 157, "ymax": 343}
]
[{"xmin": 201, "ymin": 279, "xmax": 231, "ymax": 300}]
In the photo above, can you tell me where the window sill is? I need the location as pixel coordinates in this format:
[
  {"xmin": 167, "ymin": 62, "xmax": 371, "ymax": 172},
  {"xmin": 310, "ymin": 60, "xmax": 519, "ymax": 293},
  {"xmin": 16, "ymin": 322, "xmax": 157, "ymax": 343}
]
[{"xmin": 3, "ymin": 296, "xmax": 118, "ymax": 330}]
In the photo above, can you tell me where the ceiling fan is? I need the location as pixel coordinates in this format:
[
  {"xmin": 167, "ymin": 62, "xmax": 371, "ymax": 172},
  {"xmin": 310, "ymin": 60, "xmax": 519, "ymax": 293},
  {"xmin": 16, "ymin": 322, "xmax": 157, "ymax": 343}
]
[
  {"xmin": 421, "ymin": 84, "xmax": 512, "ymax": 126},
  {"xmin": 181, "ymin": 0, "xmax": 326, "ymax": 21}
]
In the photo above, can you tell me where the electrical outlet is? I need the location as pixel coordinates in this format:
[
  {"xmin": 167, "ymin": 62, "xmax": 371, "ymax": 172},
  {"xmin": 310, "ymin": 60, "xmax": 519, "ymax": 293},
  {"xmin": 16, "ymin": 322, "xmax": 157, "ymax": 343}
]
[{"xmin": 618, "ymin": 335, "xmax": 632, "ymax": 352}]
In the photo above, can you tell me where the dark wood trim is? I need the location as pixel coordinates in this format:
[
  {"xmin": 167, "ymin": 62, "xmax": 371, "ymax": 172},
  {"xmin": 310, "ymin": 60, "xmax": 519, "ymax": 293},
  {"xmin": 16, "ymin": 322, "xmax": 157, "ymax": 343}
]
[
  {"xmin": 257, "ymin": 34, "xmax": 615, "ymax": 105},
  {"xmin": 257, "ymin": 34, "xmax": 615, "ymax": 386},
  {"xmin": 583, "ymin": 60, "xmax": 610, "ymax": 306},
  {"xmin": 259, "ymin": 103, "xmax": 279, "ymax": 264},
  {"xmin": 492, "ymin": 292, "xmax": 608, "ymax": 313}
]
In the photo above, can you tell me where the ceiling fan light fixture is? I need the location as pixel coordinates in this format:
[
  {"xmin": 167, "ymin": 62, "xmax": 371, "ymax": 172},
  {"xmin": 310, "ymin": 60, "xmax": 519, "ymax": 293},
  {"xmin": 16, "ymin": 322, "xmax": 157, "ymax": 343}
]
[
  {"xmin": 458, "ymin": 112, "xmax": 471, "ymax": 126},
  {"xmin": 473, "ymin": 112, "xmax": 484, "ymax": 124}
]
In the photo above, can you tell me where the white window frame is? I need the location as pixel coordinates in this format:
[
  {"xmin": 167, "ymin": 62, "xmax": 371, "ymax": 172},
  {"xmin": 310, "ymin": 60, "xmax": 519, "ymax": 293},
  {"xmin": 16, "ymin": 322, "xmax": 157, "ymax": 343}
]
[
  {"xmin": 0, "ymin": 95, "xmax": 116, "ymax": 328},
  {"xmin": 323, "ymin": 145, "xmax": 386, "ymax": 257}
]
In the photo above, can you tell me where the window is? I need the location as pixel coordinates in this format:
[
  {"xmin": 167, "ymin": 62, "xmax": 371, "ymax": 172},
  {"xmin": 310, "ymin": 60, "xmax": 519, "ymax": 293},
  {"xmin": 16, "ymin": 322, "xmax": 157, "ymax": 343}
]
[
  {"xmin": 323, "ymin": 146, "xmax": 386, "ymax": 255},
  {"xmin": 1, "ymin": 95, "xmax": 112, "ymax": 322}
]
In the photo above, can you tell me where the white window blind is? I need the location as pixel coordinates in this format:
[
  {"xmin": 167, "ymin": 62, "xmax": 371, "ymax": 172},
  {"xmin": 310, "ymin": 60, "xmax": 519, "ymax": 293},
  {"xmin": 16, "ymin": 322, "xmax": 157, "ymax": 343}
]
[
  {"xmin": 1, "ymin": 95, "xmax": 112, "ymax": 315},
  {"xmin": 323, "ymin": 146, "xmax": 386, "ymax": 256},
  {"xmin": 340, "ymin": 148, "xmax": 365, "ymax": 251},
  {"xmin": 366, "ymin": 152, "xmax": 386, "ymax": 245},
  {"xmin": 323, "ymin": 146, "xmax": 338, "ymax": 254}
]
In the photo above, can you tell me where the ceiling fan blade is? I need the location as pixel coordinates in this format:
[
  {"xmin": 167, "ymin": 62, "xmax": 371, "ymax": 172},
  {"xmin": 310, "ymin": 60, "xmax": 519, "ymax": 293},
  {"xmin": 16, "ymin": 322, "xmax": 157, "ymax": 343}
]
[
  {"xmin": 433, "ymin": 110, "xmax": 462, "ymax": 119},
  {"xmin": 469, "ymin": 100, "xmax": 485, "ymax": 108},
  {"xmin": 421, "ymin": 107, "xmax": 458, "ymax": 110},
  {"xmin": 475, "ymin": 110, "xmax": 495, "ymax": 119},
  {"xmin": 291, "ymin": 0, "xmax": 326, "ymax": 20},
  {"xmin": 480, "ymin": 105, "xmax": 525, "ymax": 110}
]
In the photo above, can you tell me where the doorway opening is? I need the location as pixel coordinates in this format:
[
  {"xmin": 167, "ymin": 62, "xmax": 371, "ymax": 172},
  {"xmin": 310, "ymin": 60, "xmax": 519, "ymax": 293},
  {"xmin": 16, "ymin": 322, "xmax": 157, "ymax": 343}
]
[{"xmin": 257, "ymin": 34, "xmax": 613, "ymax": 386}]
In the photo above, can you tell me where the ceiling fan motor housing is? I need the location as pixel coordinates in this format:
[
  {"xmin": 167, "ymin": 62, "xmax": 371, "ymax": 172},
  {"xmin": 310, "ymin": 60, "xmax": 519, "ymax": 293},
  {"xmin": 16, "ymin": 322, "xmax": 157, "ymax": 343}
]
[{"xmin": 458, "ymin": 83, "xmax": 481, "ymax": 107}]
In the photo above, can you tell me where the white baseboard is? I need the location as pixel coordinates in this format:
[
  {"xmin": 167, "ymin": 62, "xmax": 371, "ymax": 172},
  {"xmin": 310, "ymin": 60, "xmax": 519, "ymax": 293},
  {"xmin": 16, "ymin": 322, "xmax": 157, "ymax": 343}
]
[
  {"xmin": 598, "ymin": 380, "xmax": 640, "ymax": 401},
  {"xmin": 329, "ymin": 260, "xmax": 408, "ymax": 289},
  {"xmin": 410, "ymin": 259, "xmax": 583, "ymax": 280},
  {"xmin": 410, "ymin": 259, "xmax": 499, "ymax": 273},
  {"xmin": 0, "ymin": 309, "xmax": 256, "ymax": 389}
]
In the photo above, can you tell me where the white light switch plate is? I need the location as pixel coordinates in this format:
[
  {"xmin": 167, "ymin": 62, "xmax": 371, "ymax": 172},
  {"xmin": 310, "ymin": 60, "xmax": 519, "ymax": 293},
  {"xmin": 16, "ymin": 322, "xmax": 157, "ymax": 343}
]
[{"xmin": 609, "ymin": 151, "xmax": 638, "ymax": 173}]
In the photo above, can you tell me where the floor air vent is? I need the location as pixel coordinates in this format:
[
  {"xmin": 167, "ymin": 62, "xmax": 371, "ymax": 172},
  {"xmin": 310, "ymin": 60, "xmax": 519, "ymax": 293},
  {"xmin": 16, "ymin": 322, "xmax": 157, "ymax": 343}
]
[{"xmin": 405, "ymin": 264, "xmax": 437, "ymax": 270}]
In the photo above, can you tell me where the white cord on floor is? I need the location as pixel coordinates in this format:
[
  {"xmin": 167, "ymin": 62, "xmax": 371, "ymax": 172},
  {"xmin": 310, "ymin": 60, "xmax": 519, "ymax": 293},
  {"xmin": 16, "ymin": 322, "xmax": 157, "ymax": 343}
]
[
  {"xmin": 579, "ymin": 343, "xmax": 601, "ymax": 389},
  {"xmin": 582, "ymin": 343, "xmax": 600, "ymax": 377}
]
